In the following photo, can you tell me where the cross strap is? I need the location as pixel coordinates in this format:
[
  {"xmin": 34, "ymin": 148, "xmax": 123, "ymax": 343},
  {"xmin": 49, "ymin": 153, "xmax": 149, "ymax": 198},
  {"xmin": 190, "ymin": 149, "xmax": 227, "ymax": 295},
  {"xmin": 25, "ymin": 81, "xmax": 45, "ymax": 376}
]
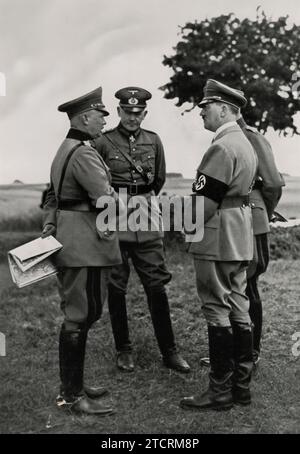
[
  {"xmin": 57, "ymin": 142, "xmax": 83, "ymax": 202},
  {"xmin": 103, "ymin": 134, "xmax": 151, "ymax": 184}
]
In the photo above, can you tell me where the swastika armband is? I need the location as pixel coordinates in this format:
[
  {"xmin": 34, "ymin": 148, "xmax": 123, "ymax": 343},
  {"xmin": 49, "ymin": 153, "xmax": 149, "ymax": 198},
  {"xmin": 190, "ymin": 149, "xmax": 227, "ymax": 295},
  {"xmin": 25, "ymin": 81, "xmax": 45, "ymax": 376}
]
[{"xmin": 192, "ymin": 173, "xmax": 229, "ymax": 204}]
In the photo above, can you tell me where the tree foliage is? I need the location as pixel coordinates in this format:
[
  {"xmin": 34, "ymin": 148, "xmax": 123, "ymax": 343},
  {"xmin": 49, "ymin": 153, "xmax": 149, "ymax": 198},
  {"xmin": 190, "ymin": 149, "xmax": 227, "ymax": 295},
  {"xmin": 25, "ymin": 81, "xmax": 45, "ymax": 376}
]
[{"xmin": 161, "ymin": 10, "xmax": 300, "ymax": 135}]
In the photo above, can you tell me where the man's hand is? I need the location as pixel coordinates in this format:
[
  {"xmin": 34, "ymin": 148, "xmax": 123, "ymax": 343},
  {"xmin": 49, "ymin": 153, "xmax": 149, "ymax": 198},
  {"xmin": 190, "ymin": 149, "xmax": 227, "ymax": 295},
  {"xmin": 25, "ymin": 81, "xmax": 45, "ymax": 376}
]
[{"xmin": 41, "ymin": 224, "xmax": 56, "ymax": 238}]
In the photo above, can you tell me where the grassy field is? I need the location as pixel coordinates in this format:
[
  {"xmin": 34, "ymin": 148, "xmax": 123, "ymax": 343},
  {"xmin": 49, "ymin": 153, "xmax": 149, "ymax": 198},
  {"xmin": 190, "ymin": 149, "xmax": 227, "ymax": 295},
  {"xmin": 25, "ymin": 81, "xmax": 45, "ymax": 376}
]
[
  {"xmin": 1, "ymin": 176, "xmax": 300, "ymax": 224},
  {"xmin": 0, "ymin": 184, "xmax": 44, "ymax": 237},
  {"xmin": 0, "ymin": 182, "xmax": 299, "ymax": 434},
  {"xmin": 0, "ymin": 241, "xmax": 299, "ymax": 434},
  {"xmin": 0, "ymin": 183, "xmax": 45, "ymax": 219}
]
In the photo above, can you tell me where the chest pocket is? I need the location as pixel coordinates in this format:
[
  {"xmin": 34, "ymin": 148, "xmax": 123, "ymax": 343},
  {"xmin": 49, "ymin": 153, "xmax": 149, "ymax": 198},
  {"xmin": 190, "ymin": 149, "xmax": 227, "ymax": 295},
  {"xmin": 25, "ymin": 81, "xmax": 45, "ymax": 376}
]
[
  {"xmin": 107, "ymin": 152, "xmax": 128, "ymax": 172},
  {"xmin": 139, "ymin": 148, "xmax": 156, "ymax": 171}
]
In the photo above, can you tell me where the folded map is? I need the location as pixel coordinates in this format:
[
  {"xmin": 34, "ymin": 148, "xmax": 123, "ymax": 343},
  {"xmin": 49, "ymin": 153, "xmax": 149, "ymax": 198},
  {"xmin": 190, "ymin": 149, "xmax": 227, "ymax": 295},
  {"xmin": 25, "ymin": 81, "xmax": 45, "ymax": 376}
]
[{"xmin": 8, "ymin": 236, "xmax": 62, "ymax": 288}]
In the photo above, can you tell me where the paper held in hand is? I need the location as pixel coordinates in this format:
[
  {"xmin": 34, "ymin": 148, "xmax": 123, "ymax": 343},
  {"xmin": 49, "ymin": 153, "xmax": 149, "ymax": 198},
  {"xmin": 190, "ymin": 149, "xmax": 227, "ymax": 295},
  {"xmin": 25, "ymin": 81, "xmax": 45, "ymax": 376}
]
[{"xmin": 8, "ymin": 236, "xmax": 62, "ymax": 288}]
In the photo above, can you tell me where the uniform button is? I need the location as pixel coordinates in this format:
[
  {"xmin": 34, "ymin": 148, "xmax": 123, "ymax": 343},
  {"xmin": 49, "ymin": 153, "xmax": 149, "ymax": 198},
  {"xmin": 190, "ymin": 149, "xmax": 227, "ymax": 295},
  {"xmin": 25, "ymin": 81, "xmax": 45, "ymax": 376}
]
[
  {"xmin": 148, "ymin": 155, "xmax": 151, "ymax": 158},
  {"xmin": 115, "ymin": 156, "xmax": 119, "ymax": 159},
  {"xmin": 133, "ymin": 180, "xmax": 137, "ymax": 183},
  {"xmin": 132, "ymin": 148, "xmax": 136, "ymax": 151}
]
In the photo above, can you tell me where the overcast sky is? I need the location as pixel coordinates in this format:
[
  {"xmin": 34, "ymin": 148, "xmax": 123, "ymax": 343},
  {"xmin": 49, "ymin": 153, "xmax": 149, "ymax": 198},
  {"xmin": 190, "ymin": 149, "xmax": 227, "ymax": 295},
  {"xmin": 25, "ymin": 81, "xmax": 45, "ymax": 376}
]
[{"xmin": 1, "ymin": 0, "xmax": 300, "ymax": 183}]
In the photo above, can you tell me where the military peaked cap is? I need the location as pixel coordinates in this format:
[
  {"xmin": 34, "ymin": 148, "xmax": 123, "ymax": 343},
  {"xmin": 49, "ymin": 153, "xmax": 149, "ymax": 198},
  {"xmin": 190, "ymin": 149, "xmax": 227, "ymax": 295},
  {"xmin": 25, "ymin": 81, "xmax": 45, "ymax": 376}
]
[
  {"xmin": 115, "ymin": 86, "xmax": 152, "ymax": 112},
  {"xmin": 58, "ymin": 86, "xmax": 109, "ymax": 118},
  {"xmin": 199, "ymin": 79, "xmax": 247, "ymax": 109}
]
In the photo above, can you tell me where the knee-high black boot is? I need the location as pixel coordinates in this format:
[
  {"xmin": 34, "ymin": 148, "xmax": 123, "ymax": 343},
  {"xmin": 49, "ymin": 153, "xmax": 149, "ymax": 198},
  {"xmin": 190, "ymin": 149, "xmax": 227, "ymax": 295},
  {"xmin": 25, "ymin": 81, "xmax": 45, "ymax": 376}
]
[
  {"xmin": 146, "ymin": 288, "xmax": 190, "ymax": 373},
  {"xmin": 58, "ymin": 325, "xmax": 113, "ymax": 415},
  {"xmin": 181, "ymin": 326, "xmax": 234, "ymax": 411},
  {"xmin": 146, "ymin": 288, "xmax": 175, "ymax": 356},
  {"xmin": 108, "ymin": 286, "xmax": 134, "ymax": 372},
  {"xmin": 246, "ymin": 280, "xmax": 263, "ymax": 360},
  {"xmin": 248, "ymin": 297, "xmax": 263, "ymax": 359},
  {"xmin": 58, "ymin": 325, "xmax": 86, "ymax": 400},
  {"xmin": 108, "ymin": 285, "xmax": 132, "ymax": 352},
  {"xmin": 232, "ymin": 322, "xmax": 253, "ymax": 405}
]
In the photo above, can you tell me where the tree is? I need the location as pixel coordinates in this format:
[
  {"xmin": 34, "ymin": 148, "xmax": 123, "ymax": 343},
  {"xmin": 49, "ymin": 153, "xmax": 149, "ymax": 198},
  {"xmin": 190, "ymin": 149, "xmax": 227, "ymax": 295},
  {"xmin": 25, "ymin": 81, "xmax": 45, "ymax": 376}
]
[{"xmin": 161, "ymin": 9, "xmax": 300, "ymax": 135}]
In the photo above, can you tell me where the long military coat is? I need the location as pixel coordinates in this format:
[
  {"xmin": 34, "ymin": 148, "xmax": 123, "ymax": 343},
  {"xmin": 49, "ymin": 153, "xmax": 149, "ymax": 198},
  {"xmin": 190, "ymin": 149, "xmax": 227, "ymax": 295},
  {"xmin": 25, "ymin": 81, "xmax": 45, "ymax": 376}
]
[
  {"xmin": 43, "ymin": 128, "xmax": 121, "ymax": 267},
  {"xmin": 238, "ymin": 117, "xmax": 284, "ymax": 235}
]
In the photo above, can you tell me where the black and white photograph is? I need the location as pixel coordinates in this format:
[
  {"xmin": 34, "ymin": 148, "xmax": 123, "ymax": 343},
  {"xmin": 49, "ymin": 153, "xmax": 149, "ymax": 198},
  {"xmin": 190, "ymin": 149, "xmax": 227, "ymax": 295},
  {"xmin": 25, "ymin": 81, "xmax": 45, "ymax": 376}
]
[{"xmin": 0, "ymin": 0, "xmax": 299, "ymax": 437}]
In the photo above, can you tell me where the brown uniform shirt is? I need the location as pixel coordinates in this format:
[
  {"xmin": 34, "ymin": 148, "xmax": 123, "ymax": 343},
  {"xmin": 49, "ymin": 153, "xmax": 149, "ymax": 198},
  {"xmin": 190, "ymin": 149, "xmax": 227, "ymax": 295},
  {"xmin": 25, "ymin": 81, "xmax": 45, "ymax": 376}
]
[{"xmin": 189, "ymin": 124, "xmax": 258, "ymax": 261}]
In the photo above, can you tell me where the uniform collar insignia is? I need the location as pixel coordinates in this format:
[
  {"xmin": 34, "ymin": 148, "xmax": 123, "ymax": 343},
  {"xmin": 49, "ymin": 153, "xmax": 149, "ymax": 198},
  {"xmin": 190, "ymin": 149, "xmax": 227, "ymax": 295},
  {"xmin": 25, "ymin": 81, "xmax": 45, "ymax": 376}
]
[
  {"xmin": 117, "ymin": 123, "xmax": 141, "ymax": 140},
  {"xmin": 66, "ymin": 128, "xmax": 94, "ymax": 141}
]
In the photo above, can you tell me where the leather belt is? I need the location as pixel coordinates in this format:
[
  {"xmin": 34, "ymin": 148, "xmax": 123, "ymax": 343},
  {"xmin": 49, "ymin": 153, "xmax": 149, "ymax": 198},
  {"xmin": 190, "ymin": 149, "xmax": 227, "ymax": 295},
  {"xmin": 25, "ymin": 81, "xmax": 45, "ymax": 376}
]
[
  {"xmin": 112, "ymin": 183, "xmax": 153, "ymax": 195},
  {"xmin": 219, "ymin": 195, "xmax": 250, "ymax": 209},
  {"xmin": 57, "ymin": 199, "xmax": 98, "ymax": 212}
]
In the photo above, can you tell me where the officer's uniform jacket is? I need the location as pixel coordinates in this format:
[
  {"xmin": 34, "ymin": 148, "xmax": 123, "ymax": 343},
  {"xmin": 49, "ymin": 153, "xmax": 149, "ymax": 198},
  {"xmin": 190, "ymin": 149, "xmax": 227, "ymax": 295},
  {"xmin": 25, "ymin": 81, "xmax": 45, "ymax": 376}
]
[
  {"xmin": 238, "ymin": 117, "xmax": 284, "ymax": 235},
  {"xmin": 189, "ymin": 124, "xmax": 258, "ymax": 261},
  {"xmin": 43, "ymin": 128, "xmax": 122, "ymax": 267},
  {"xmin": 93, "ymin": 124, "xmax": 166, "ymax": 243}
]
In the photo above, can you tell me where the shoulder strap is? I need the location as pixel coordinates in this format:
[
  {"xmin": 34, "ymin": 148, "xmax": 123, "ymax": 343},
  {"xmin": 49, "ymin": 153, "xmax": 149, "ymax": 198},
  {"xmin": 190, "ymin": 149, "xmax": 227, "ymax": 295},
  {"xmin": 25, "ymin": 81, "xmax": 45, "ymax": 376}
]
[
  {"xmin": 103, "ymin": 134, "xmax": 149, "ymax": 183},
  {"xmin": 57, "ymin": 142, "xmax": 83, "ymax": 201}
]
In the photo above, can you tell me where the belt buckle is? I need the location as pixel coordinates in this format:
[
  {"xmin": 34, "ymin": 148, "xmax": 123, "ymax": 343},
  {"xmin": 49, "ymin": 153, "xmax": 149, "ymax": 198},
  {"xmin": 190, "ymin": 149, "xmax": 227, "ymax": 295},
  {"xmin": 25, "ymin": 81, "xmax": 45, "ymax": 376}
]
[{"xmin": 129, "ymin": 184, "xmax": 138, "ymax": 195}]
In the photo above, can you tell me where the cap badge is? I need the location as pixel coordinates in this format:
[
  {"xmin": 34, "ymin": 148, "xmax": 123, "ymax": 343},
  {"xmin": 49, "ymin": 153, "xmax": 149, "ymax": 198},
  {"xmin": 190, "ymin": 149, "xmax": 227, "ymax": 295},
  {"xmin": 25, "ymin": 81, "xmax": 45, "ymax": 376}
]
[
  {"xmin": 128, "ymin": 97, "xmax": 138, "ymax": 105},
  {"xmin": 127, "ymin": 90, "xmax": 139, "ymax": 105},
  {"xmin": 91, "ymin": 102, "xmax": 102, "ymax": 108}
]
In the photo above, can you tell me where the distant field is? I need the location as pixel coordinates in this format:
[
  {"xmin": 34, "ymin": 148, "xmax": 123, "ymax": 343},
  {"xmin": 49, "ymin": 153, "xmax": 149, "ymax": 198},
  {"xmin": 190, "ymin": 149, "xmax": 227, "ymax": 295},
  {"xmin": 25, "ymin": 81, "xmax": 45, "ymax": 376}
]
[
  {"xmin": 0, "ymin": 184, "xmax": 46, "ymax": 191},
  {"xmin": 164, "ymin": 176, "xmax": 300, "ymax": 219},
  {"xmin": 0, "ymin": 177, "xmax": 299, "ymax": 222},
  {"xmin": 276, "ymin": 176, "xmax": 300, "ymax": 219},
  {"xmin": 0, "ymin": 184, "xmax": 45, "ymax": 233},
  {"xmin": 0, "ymin": 184, "xmax": 46, "ymax": 220}
]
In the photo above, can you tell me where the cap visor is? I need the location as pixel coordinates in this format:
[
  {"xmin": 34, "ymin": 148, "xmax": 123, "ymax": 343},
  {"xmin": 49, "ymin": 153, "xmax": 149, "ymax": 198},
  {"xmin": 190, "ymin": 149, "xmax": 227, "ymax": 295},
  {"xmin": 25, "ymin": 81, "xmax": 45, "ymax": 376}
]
[
  {"xmin": 198, "ymin": 99, "xmax": 212, "ymax": 107},
  {"xmin": 120, "ymin": 105, "xmax": 145, "ymax": 113}
]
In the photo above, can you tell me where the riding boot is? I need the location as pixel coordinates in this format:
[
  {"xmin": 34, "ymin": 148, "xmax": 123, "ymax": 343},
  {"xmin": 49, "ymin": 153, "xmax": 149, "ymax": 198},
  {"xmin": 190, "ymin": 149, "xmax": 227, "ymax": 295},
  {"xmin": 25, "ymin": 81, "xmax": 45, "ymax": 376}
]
[
  {"xmin": 57, "ymin": 324, "xmax": 113, "ymax": 415},
  {"xmin": 181, "ymin": 326, "xmax": 234, "ymax": 411},
  {"xmin": 108, "ymin": 285, "xmax": 134, "ymax": 371},
  {"xmin": 246, "ymin": 278, "xmax": 263, "ymax": 364},
  {"xmin": 232, "ymin": 322, "xmax": 253, "ymax": 405},
  {"xmin": 146, "ymin": 288, "xmax": 190, "ymax": 373},
  {"xmin": 248, "ymin": 297, "xmax": 262, "ymax": 361}
]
